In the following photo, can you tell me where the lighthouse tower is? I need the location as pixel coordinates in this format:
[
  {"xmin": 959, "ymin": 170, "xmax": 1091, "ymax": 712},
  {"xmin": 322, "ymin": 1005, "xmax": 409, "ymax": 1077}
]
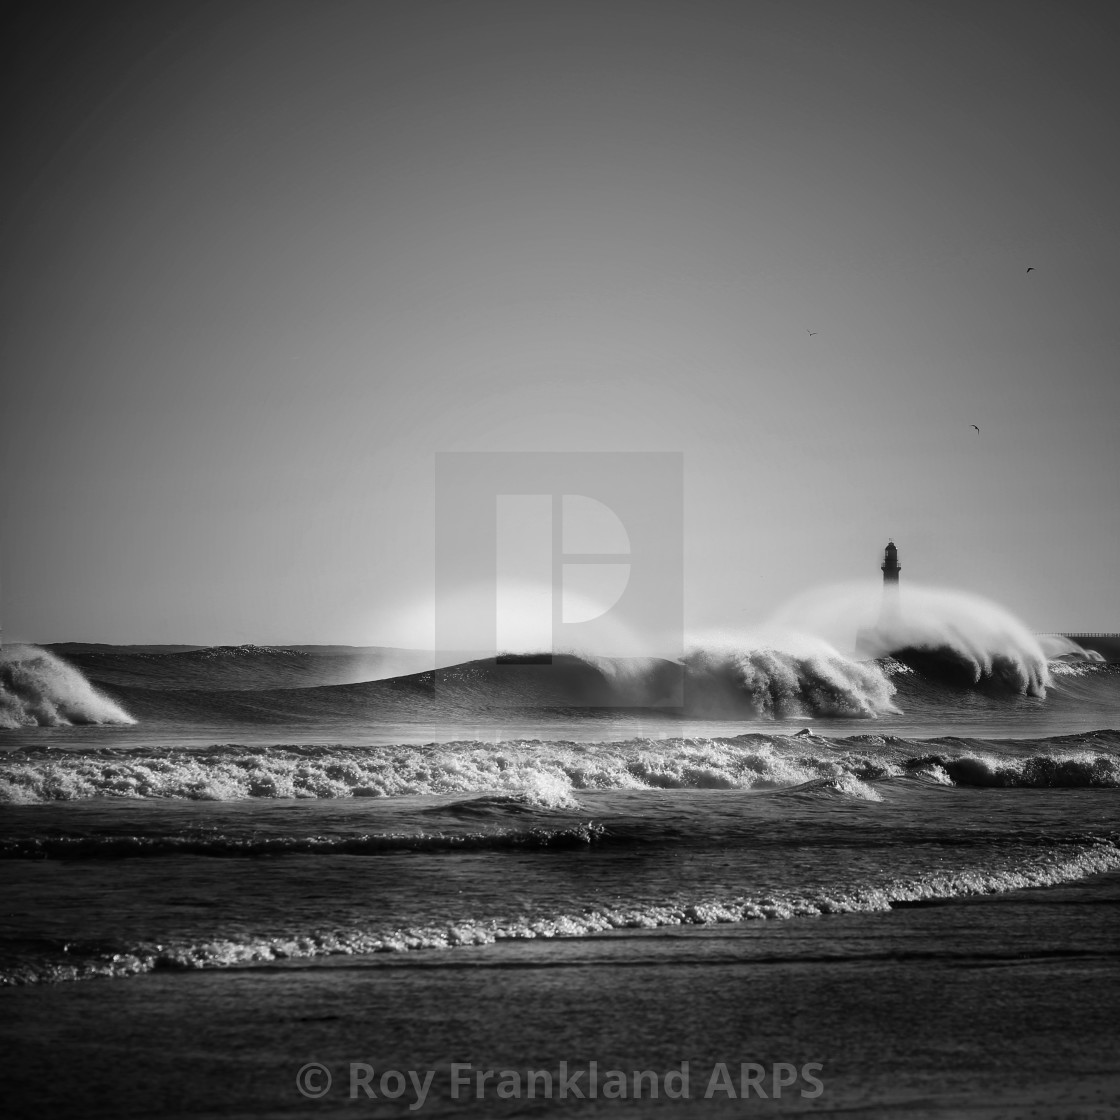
[
  {"xmin": 855, "ymin": 540, "xmax": 902, "ymax": 657},
  {"xmin": 878, "ymin": 540, "xmax": 902, "ymax": 628},
  {"xmin": 881, "ymin": 540, "xmax": 900, "ymax": 585}
]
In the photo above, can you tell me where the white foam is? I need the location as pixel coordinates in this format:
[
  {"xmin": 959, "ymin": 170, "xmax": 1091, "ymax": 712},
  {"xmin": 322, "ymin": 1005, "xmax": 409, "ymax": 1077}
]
[
  {"xmin": 0, "ymin": 645, "xmax": 135, "ymax": 729},
  {"xmin": 0, "ymin": 736, "xmax": 898, "ymax": 803},
  {"xmin": 767, "ymin": 582, "xmax": 1050, "ymax": 697},
  {"xmin": 914, "ymin": 750, "xmax": 1120, "ymax": 788},
  {"xmin": 8, "ymin": 840, "xmax": 1116, "ymax": 985},
  {"xmin": 683, "ymin": 631, "xmax": 900, "ymax": 718}
]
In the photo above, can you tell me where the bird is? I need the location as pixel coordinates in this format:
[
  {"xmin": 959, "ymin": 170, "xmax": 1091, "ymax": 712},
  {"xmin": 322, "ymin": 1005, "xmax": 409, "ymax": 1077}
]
[
  {"xmin": 1026, "ymin": 267, "xmax": 1034, "ymax": 273},
  {"xmin": 971, "ymin": 424, "xmax": 980, "ymax": 434},
  {"xmin": 807, "ymin": 330, "xmax": 818, "ymax": 336}
]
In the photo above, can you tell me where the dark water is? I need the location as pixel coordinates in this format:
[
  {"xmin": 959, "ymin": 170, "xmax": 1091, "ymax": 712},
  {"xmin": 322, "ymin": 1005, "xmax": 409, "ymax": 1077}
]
[{"xmin": 1, "ymin": 643, "xmax": 1118, "ymax": 991}]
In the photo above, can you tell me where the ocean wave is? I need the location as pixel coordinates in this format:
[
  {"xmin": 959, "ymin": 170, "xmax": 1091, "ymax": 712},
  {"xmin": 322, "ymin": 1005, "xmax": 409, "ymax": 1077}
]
[
  {"xmin": 1047, "ymin": 658, "xmax": 1113, "ymax": 677},
  {"xmin": 906, "ymin": 751, "xmax": 1120, "ymax": 788},
  {"xmin": 0, "ymin": 646, "xmax": 135, "ymax": 729},
  {"xmin": 0, "ymin": 737, "xmax": 903, "ymax": 805},
  {"xmin": 769, "ymin": 583, "xmax": 1050, "ymax": 697},
  {"xmin": 0, "ymin": 821, "xmax": 610, "ymax": 860},
  {"xmin": 43, "ymin": 643, "xmax": 440, "ymax": 694},
  {"xmin": 4, "ymin": 839, "xmax": 1116, "ymax": 985},
  {"xmin": 6, "ymin": 732, "xmax": 1118, "ymax": 806},
  {"xmin": 1039, "ymin": 635, "xmax": 1108, "ymax": 663},
  {"xmin": 37, "ymin": 645, "xmax": 904, "ymax": 724},
  {"xmin": 682, "ymin": 638, "xmax": 899, "ymax": 719},
  {"xmin": 22, "ymin": 641, "xmax": 1116, "ymax": 734}
]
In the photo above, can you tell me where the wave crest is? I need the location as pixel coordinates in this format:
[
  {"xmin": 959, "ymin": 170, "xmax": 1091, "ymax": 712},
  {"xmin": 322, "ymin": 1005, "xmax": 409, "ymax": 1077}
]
[
  {"xmin": 909, "ymin": 751, "xmax": 1120, "ymax": 788},
  {"xmin": 683, "ymin": 635, "xmax": 898, "ymax": 718},
  {"xmin": 769, "ymin": 583, "xmax": 1050, "ymax": 697},
  {"xmin": 0, "ymin": 736, "xmax": 903, "ymax": 804},
  {"xmin": 0, "ymin": 646, "xmax": 135, "ymax": 729},
  {"xmin": 5, "ymin": 839, "xmax": 1117, "ymax": 984}
]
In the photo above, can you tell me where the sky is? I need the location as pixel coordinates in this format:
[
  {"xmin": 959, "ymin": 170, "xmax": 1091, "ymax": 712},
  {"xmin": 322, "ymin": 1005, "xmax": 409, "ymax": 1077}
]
[{"xmin": 3, "ymin": 0, "xmax": 1118, "ymax": 646}]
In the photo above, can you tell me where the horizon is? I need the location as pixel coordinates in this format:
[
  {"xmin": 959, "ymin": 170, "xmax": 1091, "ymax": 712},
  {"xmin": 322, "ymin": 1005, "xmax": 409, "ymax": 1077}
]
[
  {"xmin": 24, "ymin": 613, "xmax": 1120, "ymax": 655},
  {"xmin": 4, "ymin": 539, "xmax": 1118, "ymax": 649}
]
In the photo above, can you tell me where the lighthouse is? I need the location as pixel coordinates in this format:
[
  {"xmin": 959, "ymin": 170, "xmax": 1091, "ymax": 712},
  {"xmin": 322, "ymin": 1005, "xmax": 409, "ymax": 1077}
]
[
  {"xmin": 855, "ymin": 540, "xmax": 903, "ymax": 657},
  {"xmin": 881, "ymin": 540, "xmax": 900, "ymax": 585},
  {"xmin": 878, "ymin": 540, "xmax": 901, "ymax": 627}
]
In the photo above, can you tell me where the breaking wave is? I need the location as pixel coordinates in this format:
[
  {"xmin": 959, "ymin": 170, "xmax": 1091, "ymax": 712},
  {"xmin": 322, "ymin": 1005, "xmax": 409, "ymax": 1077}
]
[
  {"xmin": 768, "ymin": 582, "xmax": 1051, "ymax": 697},
  {"xmin": 905, "ymin": 750, "xmax": 1120, "ymax": 788},
  {"xmin": 0, "ymin": 646, "xmax": 135, "ymax": 729},
  {"xmin": 683, "ymin": 635, "xmax": 898, "ymax": 718},
  {"xmin": 5, "ymin": 838, "xmax": 1117, "ymax": 985},
  {"xmin": 0, "ymin": 737, "xmax": 889, "ymax": 804},
  {"xmin": 3, "ymin": 732, "xmax": 1117, "ymax": 805},
  {"xmin": 0, "ymin": 820, "xmax": 611, "ymax": 860}
]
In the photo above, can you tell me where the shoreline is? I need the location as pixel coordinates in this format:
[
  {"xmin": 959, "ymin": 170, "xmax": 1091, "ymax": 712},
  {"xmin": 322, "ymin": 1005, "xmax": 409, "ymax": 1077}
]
[{"xmin": 3, "ymin": 871, "xmax": 1118, "ymax": 1118}]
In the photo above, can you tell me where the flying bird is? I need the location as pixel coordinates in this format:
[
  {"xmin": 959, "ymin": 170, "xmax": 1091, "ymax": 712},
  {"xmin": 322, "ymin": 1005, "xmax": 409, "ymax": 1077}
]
[
  {"xmin": 807, "ymin": 330, "xmax": 818, "ymax": 336},
  {"xmin": 1026, "ymin": 267, "xmax": 1034, "ymax": 273},
  {"xmin": 971, "ymin": 424, "xmax": 980, "ymax": 434}
]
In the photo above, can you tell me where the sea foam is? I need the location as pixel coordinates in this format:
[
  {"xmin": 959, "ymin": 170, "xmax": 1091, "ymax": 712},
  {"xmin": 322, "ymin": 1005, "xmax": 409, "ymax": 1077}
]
[
  {"xmin": 767, "ymin": 582, "xmax": 1050, "ymax": 696},
  {"xmin": 0, "ymin": 736, "xmax": 898, "ymax": 803},
  {"xmin": 5, "ymin": 838, "xmax": 1117, "ymax": 985},
  {"xmin": 0, "ymin": 645, "xmax": 135, "ymax": 729},
  {"xmin": 683, "ymin": 633, "xmax": 899, "ymax": 718}
]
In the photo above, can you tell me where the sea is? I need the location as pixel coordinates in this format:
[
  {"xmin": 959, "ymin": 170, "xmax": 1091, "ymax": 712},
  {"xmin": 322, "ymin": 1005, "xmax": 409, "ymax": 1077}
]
[
  {"xmin": 2, "ymin": 630, "xmax": 1118, "ymax": 982},
  {"xmin": 1, "ymin": 623, "xmax": 1119, "ymax": 1116}
]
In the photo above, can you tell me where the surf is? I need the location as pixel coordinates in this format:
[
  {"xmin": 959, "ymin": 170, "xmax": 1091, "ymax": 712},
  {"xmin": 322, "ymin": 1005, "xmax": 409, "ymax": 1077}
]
[
  {"xmin": 0, "ymin": 646, "xmax": 135, "ymax": 729},
  {"xmin": 3, "ymin": 731, "xmax": 1117, "ymax": 804},
  {"xmin": 767, "ymin": 582, "xmax": 1051, "ymax": 697}
]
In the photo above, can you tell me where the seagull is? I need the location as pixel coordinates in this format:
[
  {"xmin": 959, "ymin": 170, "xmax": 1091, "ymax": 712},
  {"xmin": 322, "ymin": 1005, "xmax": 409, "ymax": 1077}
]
[
  {"xmin": 971, "ymin": 424, "xmax": 980, "ymax": 434},
  {"xmin": 1026, "ymin": 267, "xmax": 1034, "ymax": 273}
]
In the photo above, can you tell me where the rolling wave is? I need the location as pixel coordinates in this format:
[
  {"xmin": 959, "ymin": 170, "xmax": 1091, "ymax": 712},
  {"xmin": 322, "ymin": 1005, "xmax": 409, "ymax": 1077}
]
[
  {"xmin": 0, "ymin": 737, "xmax": 890, "ymax": 804},
  {"xmin": 6, "ymin": 644, "xmax": 1115, "ymax": 737},
  {"xmin": 2, "ymin": 733, "xmax": 1117, "ymax": 805},
  {"xmin": 47, "ymin": 643, "xmax": 436, "ymax": 692},
  {"xmin": 904, "ymin": 751, "xmax": 1120, "ymax": 788},
  {"xmin": 0, "ymin": 820, "xmax": 610, "ymax": 860},
  {"xmin": 770, "ymin": 583, "xmax": 1052, "ymax": 696},
  {"xmin": 46, "ymin": 645, "xmax": 901, "ymax": 725},
  {"xmin": 682, "ymin": 639, "xmax": 897, "ymax": 718},
  {"xmin": 54, "ymin": 654, "xmax": 1120, "ymax": 732},
  {"xmin": 4, "ymin": 838, "xmax": 1117, "ymax": 985},
  {"xmin": 0, "ymin": 646, "xmax": 135, "ymax": 729}
]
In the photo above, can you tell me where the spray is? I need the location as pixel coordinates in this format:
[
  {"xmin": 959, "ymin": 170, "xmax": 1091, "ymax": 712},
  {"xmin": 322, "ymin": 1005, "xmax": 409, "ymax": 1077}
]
[
  {"xmin": 768, "ymin": 581, "xmax": 1050, "ymax": 697},
  {"xmin": 0, "ymin": 645, "xmax": 135, "ymax": 728}
]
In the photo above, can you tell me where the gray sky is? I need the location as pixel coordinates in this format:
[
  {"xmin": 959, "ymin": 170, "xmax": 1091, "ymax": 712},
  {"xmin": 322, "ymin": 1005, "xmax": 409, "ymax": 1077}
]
[{"xmin": 3, "ymin": 0, "xmax": 1118, "ymax": 645}]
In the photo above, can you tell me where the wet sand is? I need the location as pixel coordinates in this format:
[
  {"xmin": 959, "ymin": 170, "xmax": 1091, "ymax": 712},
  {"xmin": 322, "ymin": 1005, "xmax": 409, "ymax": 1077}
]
[{"xmin": 3, "ymin": 873, "xmax": 1119, "ymax": 1119}]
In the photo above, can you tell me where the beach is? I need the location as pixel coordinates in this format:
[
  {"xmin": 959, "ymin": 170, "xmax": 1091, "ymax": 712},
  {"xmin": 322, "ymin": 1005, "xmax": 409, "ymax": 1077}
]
[{"xmin": 3, "ymin": 870, "xmax": 1118, "ymax": 1118}]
